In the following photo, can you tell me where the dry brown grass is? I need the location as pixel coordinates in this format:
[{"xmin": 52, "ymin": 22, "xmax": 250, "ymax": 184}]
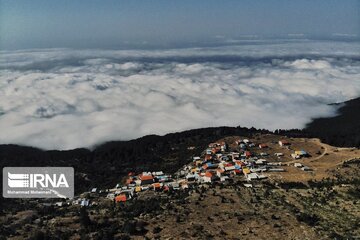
[{"xmin": 219, "ymin": 134, "xmax": 360, "ymax": 182}]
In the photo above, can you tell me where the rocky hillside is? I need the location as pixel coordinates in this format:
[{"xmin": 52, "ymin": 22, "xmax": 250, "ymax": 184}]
[
  {"xmin": 0, "ymin": 127, "xmax": 271, "ymax": 193},
  {"xmin": 304, "ymin": 97, "xmax": 360, "ymax": 147},
  {"xmin": 1, "ymin": 159, "xmax": 359, "ymax": 240},
  {"xmin": 275, "ymin": 97, "xmax": 360, "ymax": 148}
]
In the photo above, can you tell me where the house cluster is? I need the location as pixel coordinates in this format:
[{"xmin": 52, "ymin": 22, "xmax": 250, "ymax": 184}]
[
  {"xmin": 68, "ymin": 138, "xmax": 313, "ymax": 206},
  {"xmin": 177, "ymin": 140, "xmax": 272, "ymax": 183},
  {"xmin": 104, "ymin": 171, "xmax": 183, "ymax": 203}
]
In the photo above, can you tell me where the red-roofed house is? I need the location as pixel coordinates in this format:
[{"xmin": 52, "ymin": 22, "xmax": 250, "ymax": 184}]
[
  {"xmin": 202, "ymin": 171, "xmax": 215, "ymax": 183},
  {"xmin": 152, "ymin": 182, "xmax": 162, "ymax": 191},
  {"xmin": 140, "ymin": 175, "xmax": 154, "ymax": 185},
  {"xmin": 115, "ymin": 194, "xmax": 127, "ymax": 203},
  {"xmin": 234, "ymin": 169, "xmax": 242, "ymax": 175},
  {"xmin": 279, "ymin": 140, "xmax": 291, "ymax": 146},
  {"xmin": 259, "ymin": 144, "xmax": 268, "ymax": 149}
]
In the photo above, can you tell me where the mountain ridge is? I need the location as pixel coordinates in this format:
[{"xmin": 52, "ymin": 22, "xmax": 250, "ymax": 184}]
[{"xmin": 0, "ymin": 97, "xmax": 359, "ymax": 193}]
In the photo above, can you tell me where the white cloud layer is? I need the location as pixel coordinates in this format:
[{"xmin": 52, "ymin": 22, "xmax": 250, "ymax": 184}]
[{"xmin": 1, "ymin": 40, "xmax": 360, "ymax": 150}]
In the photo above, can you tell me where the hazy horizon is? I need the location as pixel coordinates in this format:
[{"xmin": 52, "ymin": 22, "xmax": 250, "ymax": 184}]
[{"xmin": 1, "ymin": 0, "xmax": 359, "ymax": 50}]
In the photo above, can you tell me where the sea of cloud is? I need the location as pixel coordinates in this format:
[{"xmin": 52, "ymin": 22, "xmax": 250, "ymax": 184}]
[{"xmin": 1, "ymin": 40, "xmax": 360, "ymax": 150}]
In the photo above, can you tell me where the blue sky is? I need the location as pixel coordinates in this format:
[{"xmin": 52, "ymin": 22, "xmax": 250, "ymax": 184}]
[{"xmin": 0, "ymin": 0, "xmax": 359, "ymax": 50}]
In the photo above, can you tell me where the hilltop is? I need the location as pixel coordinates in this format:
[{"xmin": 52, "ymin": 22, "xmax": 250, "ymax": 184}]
[{"xmin": 0, "ymin": 134, "xmax": 359, "ymax": 239}]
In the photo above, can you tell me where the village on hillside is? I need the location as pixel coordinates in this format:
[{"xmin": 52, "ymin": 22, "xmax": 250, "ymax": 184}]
[
  {"xmin": 3, "ymin": 134, "xmax": 360, "ymax": 239},
  {"xmin": 65, "ymin": 135, "xmax": 325, "ymax": 207}
]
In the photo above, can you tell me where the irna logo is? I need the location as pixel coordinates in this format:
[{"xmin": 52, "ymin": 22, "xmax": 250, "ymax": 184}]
[
  {"xmin": 8, "ymin": 172, "xmax": 69, "ymax": 188},
  {"xmin": 3, "ymin": 167, "xmax": 74, "ymax": 198}
]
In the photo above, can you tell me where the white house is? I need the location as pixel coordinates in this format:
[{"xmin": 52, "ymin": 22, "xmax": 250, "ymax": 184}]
[
  {"xmin": 294, "ymin": 163, "xmax": 303, "ymax": 168},
  {"xmin": 301, "ymin": 166, "xmax": 312, "ymax": 171},
  {"xmin": 224, "ymin": 165, "xmax": 236, "ymax": 171},
  {"xmin": 255, "ymin": 159, "xmax": 267, "ymax": 165},
  {"xmin": 257, "ymin": 174, "xmax": 267, "ymax": 179},
  {"xmin": 106, "ymin": 193, "xmax": 115, "ymax": 200},
  {"xmin": 153, "ymin": 171, "xmax": 164, "ymax": 176},
  {"xmin": 246, "ymin": 173, "xmax": 259, "ymax": 181}
]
